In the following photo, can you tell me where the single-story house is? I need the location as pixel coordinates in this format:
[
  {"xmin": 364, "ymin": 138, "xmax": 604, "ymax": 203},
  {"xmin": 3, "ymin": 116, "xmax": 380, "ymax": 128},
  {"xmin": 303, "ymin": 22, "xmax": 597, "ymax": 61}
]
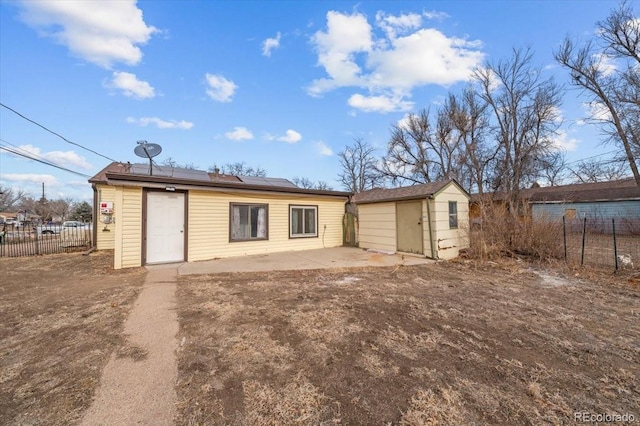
[
  {"xmin": 469, "ymin": 178, "xmax": 640, "ymax": 233},
  {"xmin": 528, "ymin": 178, "xmax": 640, "ymax": 234},
  {"xmin": 89, "ymin": 162, "xmax": 351, "ymax": 269},
  {"xmin": 352, "ymin": 179, "xmax": 470, "ymax": 260}
]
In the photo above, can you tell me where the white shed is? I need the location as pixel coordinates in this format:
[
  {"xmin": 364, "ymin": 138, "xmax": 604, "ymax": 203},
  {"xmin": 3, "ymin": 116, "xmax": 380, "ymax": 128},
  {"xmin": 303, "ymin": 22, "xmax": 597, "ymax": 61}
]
[{"xmin": 352, "ymin": 180, "xmax": 470, "ymax": 260}]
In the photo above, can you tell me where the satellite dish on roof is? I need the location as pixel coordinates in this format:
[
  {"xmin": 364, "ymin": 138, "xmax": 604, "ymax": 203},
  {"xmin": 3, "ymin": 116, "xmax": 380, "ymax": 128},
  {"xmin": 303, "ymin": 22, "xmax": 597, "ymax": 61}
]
[{"xmin": 134, "ymin": 140, "xmax": 162, "ymax": 176}]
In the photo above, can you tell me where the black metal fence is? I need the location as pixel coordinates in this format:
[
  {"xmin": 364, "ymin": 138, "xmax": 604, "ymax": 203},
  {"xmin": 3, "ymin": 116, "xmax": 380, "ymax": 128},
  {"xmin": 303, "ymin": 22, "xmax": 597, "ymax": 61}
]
[
  {"xmin": 0, "ymin": 225, "xmax": 93, "ymax": 257},
  {"xmin": 563, "ymin": 217, "xmax": 639, "ymax": 271}
]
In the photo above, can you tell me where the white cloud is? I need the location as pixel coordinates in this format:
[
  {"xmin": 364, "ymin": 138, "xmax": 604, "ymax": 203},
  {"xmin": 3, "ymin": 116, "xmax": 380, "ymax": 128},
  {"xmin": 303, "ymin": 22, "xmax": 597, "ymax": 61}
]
[
  {"xmin": 308, "ymin": 10, "xmax": 484, "ymax": 113},
  {"xmin": 225, "ymin": 127, "xmax": 254, "ymax": 141},
  {"xmin": 585, "ymin": 101, "xmax": 612, "ymax": 121},
  {"xmin": 315, "ymin": 141, "xmax": 333, "ymax": 156},
  {"xmin": 262, "ymin": 32, "xmax": 281, "ymax": 57},
  {"xmin": 552, "ymin": 131, "xmax": 579, "ymax": 151},
  {"xmin": 107, "ymin": 71, "xmax": 155, "ymax": 99},
  {"xmin": 126, "ymin": 116, "xmax": 193, "ymax": 129},
  {"xmin": 348, "ymin": 93, "xmax": 413, "ymax": 113},
  {"xmin": 595, "ymin": 53, "xmax": 617, "ymax": 77},
  {"xmin": 2, "ymin": 173, "xmax": 58, "ymax": 186},
  {"xmin": 276, "ymin": 129, "xmax": 302, "ymax": 144},
  {"xmin": 205, "ymin": 73, "xmax": 237, "ymax": 102},
  {"xmin": 11, "ymin": 144, "xmax": 92, "ymax": 170},
  {"xmin": 308, "ymin": 11, "xmax": 373, "ymax": 96},
  {"xmin": 423, "ymin": 10, "xmax": 449, "ymax": 20},
  {"xmin": 375, "ymin": 12, "xmax": 422, "ymax": 39},
  {"xmin": 17, "ymin": 0, "xmax": 157, "ymax": 68}
]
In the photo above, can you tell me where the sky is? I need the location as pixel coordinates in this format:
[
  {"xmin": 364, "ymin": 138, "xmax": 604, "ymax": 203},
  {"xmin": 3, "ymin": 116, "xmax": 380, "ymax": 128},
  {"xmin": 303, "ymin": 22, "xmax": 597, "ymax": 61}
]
[{"xmin": 0, "ymin": 0, "xmax": 627, "ymax": 202}]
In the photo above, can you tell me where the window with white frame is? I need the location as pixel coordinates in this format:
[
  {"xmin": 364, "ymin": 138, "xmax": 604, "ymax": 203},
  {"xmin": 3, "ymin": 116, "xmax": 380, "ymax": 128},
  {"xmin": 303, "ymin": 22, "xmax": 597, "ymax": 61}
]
[
  {"xmin": 289, "ymin": 205, "xmax": 317, "ymax": 238},
  {"xmin": 230, "ymin": 203, "xmax": 268, "ymax": 241},
  {"xmin": 449, "ymin": 201, "xmax": 458, "ymax": 229}
]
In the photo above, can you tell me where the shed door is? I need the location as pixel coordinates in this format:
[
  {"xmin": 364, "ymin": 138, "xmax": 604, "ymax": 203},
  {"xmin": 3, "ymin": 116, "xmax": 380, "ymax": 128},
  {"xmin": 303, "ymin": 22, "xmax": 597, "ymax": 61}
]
[
  {"xmin": 396, "ymin": 201, "xmax": 423, "ymax": 255},
  {"xmin": 146, "ymin": 192, "xmax": 185, "ymax": 264}
]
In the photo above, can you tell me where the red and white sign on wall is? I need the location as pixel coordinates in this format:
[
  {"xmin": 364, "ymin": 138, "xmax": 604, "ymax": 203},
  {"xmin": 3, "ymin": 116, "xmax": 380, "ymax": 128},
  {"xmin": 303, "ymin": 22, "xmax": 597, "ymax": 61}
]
[{"xmin": 100, "ymin": 201, "xmax": 113, "ymax": 214}]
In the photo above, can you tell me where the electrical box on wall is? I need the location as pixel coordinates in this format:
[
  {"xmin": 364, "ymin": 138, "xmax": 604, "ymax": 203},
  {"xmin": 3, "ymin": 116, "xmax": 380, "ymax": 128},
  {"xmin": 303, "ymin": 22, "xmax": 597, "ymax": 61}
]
[{"xmin": 100, "ymin": 201, "xmax": 113, "ymax": 214}]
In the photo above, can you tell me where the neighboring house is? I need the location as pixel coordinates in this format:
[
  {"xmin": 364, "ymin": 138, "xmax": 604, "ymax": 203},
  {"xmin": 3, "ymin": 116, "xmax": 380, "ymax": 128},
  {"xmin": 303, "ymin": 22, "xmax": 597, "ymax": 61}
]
[
  {"xmin": 528, "ymin": 178, "xmax": 640, "ymax": 234},
  {"xmin": 470, "ymin": 178, "xmax": 640, "ymax": 233},
  {"xmin": 89, "ymin": 162, "xmax": 351, "ymax": 269},
  {"xmin": 352, "ymin": 179, "xmax": 470, "ymax": 260}
]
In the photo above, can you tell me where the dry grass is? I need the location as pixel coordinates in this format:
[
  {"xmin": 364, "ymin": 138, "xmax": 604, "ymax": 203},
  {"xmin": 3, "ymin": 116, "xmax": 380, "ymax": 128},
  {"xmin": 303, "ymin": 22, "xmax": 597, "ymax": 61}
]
[
  {"xmin": 175, "ymin": 260, "xmax": 640, "ymax": 424},
  {"xmin": 0, "ymin": 251, "xmax": 145, "ymax": 425},
  {"xmin": 471, "ymin": 202, "xmax": 564, "ymax": 261}
]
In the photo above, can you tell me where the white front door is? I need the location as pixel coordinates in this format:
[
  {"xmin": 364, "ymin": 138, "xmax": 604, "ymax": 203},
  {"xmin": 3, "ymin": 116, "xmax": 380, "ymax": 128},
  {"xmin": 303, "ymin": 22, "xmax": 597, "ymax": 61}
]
[{"xmin": 146, "ymin": 192, "xmax": 185, "ymax": 264}]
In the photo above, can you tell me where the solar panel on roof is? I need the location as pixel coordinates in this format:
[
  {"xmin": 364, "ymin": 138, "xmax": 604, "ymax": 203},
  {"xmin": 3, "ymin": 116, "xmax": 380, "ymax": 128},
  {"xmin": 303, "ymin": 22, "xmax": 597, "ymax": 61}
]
[
  {"xmin": 238, "ymin": 176, "xmax": 297, "ymax": 188},
  {"xmin": 129, "ymin": 163, "xmax": 210, "ymax": 181}
]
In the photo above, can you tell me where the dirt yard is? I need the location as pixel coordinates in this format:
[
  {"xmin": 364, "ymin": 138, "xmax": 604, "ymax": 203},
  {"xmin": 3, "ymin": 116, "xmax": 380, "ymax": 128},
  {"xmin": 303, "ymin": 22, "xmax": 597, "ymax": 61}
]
[
  {"xmin": 0, "ymin": 251, "xmax": 145, "ymax": 425},
  {"xmin": 176, "ymin": 261, "xmax": 639, "ymax": 425}
]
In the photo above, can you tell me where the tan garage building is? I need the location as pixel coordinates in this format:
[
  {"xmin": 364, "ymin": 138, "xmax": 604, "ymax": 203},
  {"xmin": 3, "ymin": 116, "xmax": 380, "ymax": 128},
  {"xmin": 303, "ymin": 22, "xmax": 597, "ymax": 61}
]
[{"xmin": 353, "ymin": 180, "xmax": 470, "ymax": 260}]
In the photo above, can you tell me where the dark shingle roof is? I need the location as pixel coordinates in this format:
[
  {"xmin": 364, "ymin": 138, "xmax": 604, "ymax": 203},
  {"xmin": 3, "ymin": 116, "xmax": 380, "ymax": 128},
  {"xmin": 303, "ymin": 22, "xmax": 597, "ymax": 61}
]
[
  {"xmin": 528, "ymin": 178, "xmax": 640, "ymax": 202},
  {"xmin": 353, "ymin": 180, "xmax": 465, "ymax": 204},
  {"xmin": 89, "ymin": 162, "xmax": 349, "ymax": 197}
]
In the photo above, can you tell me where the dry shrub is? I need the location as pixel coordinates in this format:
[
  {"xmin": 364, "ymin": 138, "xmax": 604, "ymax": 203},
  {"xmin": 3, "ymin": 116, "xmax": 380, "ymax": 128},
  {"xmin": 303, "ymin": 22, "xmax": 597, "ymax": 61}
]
[
  {"xmin": 240, "ymin": 376, "xmax": 340, "ymax": 425},
  {"xmin": 470, "ymin": 201, "xmax": 563, "ymax": 261},
  {"xmin": 400, "ymin": 387, "xmax": 466, "ymax": 425}
]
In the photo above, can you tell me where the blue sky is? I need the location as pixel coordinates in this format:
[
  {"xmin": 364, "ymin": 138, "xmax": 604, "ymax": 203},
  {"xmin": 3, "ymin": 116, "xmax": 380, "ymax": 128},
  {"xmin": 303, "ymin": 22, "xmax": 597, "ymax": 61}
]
[{"xmin": 0, "ymin": 0, "xmax": 623, "ymax": 201}]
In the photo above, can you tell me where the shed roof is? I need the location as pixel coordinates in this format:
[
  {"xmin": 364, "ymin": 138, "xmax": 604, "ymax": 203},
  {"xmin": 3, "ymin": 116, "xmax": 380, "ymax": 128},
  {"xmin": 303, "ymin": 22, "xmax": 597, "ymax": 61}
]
[
  {"xmin": 89, "ymin": 162, "xmax": 350, "ymax": 198},
  {"xmin": 352, "ymin": 179, "xmax": 468, "ymax": 204}
]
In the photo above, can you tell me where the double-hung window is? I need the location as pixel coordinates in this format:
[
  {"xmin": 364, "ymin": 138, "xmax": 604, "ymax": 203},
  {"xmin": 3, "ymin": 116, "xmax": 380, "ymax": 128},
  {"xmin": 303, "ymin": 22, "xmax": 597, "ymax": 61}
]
[
  {"xmin": 290, "ymin": 205, "xmax": 317, "ymax": 238},
  {"xmin": 230, "ymin": 203, "xmax": 268, "ymax": 241},
  {"xmin": 449, "ymin": 201, "xmax": 458, "ymax": 229}
]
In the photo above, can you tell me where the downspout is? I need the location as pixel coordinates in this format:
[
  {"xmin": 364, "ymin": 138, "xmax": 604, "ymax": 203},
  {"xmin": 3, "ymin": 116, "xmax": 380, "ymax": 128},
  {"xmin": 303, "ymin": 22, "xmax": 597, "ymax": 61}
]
[
  {"xmin": 426, "ymin": 195, "xmax": 438, "ymax": 260},
  {"xmin": 91, "ymin": 184, "xmax": 98, "ymax": 250}
]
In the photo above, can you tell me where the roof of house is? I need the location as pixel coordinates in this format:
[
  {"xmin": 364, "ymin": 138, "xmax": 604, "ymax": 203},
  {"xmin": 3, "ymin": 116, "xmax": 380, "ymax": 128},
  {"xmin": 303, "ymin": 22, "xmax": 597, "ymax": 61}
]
[
  {"xmin": 516, "ymin": 178, "xmax": 640, "ymax": 203},
  {"xmin": 89, "ymin": 162, "xmax": 351, "ymax": 198},
  {"xmin": 471, "ymin": 178, "xmax": 640, "ymax": 203},
  {"xmin": 352, "ymin": 179, "xmax": 468, "ymax": 204}
]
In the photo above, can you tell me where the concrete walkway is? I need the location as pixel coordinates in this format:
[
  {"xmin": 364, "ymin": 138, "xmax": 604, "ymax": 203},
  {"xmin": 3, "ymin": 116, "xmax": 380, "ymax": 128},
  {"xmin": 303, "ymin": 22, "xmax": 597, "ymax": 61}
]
[
  {"xmin": 81, "ymin": 266, "xmax": 179, "ymax": 426},
  {"xmin": 178, "ymin": 246, "xmax": 432, "ymax": 275}
]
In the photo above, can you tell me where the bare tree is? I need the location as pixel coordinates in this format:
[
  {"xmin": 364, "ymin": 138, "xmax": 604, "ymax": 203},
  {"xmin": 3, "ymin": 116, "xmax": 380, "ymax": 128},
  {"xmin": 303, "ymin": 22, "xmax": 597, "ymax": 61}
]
[
  {"xmin": 162, "ymin": 157, "xmax": 198, "ymax": 170},
  {"xmin": 474, "ymin": 47, "xmax": 563, "ymax": 210},
  {"xmin": 337, "ymin": 138, "xmax": 383, "ymax": 192},
  {"xmin": 537, "ymin": 150, "xmax": 567, "ymax": 186},
  {"xmin": 209, "ymin": 162, "xmax": 267, "ymax": 177},
  {"xmin": 48, "ymin": 198, "xmax": 74, "ymax": 222},
  {"xmin": 0, "ymin": 185, "xmax": 25, "ymax": 212},
  {"xmin": 291, "ymin": 177, "xmax": 333, "ymax": 190},
  {"xmin": 379, "ymin": 109, "xmax": 464, "ymax": 186},
  {"xmin": 440, "ymin": 89, "xmax": 495, "ymax": 194},
  {"xmin": 555, "ymin": 1, "xmax": 640, "ymax": 186},
  {"xmin": 315, "ymin": 181, "xmax": 333, "ymax": 190},
  {"xmin": 569, "ymin": 157, "xmax": 629, "ymax": 183}
]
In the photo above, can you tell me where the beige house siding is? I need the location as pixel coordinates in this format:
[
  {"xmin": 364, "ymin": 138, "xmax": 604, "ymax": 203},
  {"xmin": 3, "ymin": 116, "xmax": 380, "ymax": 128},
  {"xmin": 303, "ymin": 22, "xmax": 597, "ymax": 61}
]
[
  {"xmin": 95, "ymin": 185, "xmax": 116, "ymax": 250},
  {"xmin": 188, "ymin": 190, "xmax": 345, "ymax": 262},
  {"xmin": 433, "ymin": 184, "xmax": 470, "ymax": 260},
  {"xmin": 357, "ymin": 202, "xmax": 397, "ymax": 253},
  {"xmin": 114, "ymin": 187, "xmax": 143, "ymax": 269}
]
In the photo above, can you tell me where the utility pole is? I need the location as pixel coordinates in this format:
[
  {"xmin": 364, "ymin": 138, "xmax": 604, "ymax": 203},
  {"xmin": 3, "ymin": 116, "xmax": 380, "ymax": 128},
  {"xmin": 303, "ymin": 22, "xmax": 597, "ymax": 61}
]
[{"xmin": 39, "ymin": 182, "xmax": 47, "ymax": 223}]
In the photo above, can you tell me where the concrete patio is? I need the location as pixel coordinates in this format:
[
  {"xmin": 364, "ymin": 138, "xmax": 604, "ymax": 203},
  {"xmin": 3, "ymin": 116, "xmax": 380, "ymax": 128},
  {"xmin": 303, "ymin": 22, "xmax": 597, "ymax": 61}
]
[{"xmin": 146, "ymin": 247, "xmax": 433, "ymax": 275}]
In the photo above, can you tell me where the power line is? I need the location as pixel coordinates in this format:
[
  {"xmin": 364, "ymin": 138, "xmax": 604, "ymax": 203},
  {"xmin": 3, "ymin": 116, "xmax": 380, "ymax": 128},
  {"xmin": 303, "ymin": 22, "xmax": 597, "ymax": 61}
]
[
  {"xmin": 0, "ymin": 142, "xmax": 91, "ymax": 178},
  {"xmin": 563, "ymin": 149, "xmax": 620, "ymax": 166},
  {"xmin": 0, "ymin": 138, "xmax": 69, "ymax": 168},
  {"xmin": 0, "ymin": 102, "xmax": 118, "ymax": 163}
]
